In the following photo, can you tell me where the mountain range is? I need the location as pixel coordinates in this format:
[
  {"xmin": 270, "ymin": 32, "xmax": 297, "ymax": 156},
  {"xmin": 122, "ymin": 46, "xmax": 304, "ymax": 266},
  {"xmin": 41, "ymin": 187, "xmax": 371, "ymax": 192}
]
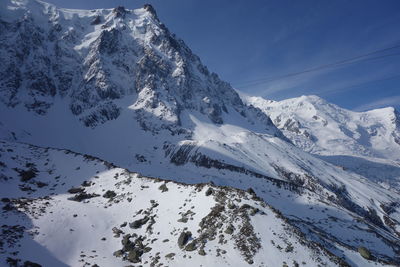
[
  {"xmin": 1, "ymin": 1, "xmax": 400, "ymax": 266},
  {"xmin": 242, "ymin": 94, "xmax": 400, "ymax": 191}
]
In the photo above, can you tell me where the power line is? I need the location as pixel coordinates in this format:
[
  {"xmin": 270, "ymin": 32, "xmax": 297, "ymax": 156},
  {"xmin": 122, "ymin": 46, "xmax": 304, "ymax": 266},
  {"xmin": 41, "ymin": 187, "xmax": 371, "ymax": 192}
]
[
  {"xmin": 237, "ymin": 52, "xmax": 400, "ymax": 88},
  {"xmin": 322, "ymin": 74, "xmax": 400, "ymax": 95},
  {"xmin": 235, "ymin": 43, "xmax": 400, "ymax": 87},
  {"xmin": 234, "ymin": 43, "xmax": 400, "ymax": 88}
]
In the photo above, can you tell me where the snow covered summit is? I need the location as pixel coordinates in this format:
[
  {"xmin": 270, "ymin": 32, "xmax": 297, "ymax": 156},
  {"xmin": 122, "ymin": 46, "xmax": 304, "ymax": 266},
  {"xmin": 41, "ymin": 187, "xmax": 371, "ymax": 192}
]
[
  {"xmin": 243, "ymin": 94, "xmax": 400, "ymax": 161},
  {"xmin": 1, "ymin": 1, "xmax": 400, "ymax": 266},
  {"xmin": 242, "ymin": 94, "xmax": 400, "ymax": 190},
  {"xmin": 0, "ymin": 0, "xmax": 278, "ymax": 135}
]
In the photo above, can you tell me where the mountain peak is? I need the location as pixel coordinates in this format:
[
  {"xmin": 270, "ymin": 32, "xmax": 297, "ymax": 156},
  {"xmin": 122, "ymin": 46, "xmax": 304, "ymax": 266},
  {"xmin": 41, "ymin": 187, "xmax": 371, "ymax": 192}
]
[
  {"xmin": 243, "ymin": 94, "xmax": 400, "ymax": 162},
  {"xmin": 112, "ymin": 6, "xmax": 128, "ymax": 17},
  {"xmin": 299, "ymin": 94, "xmax": 324, "ymax": 102},
  {"xmin": 2, "ymin": 2, "xmax": 400, "ymax": 266},
  {"xmin": 143, "ymin": 3, "xmax": 157, "ymax": 17},
  {"xmin": 0, "ymin": 0, "xmax": 281, "ymax": 136}
]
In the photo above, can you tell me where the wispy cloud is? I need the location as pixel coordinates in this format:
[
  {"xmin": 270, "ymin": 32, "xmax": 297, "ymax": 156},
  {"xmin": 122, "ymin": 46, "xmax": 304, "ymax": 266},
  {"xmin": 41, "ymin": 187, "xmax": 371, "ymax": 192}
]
[
  {"xmin": 317, "ymin": 69, "xmax": 400, "ymax": 96},
  {"xmin": 237, "ymin": 52, "xmax": 400, "ymax": 102},
  {"xmin": 230, "ymin": 3, "xmax": 400, "ymax": 104},
  {"xmin": 353, "ymin": 95, "xmax": 400, "ymax": 111}
]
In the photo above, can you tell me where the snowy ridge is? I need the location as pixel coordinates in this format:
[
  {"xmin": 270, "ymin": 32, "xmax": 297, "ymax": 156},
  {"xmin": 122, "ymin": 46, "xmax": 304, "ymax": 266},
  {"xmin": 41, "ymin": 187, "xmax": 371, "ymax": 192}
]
[
  {"xmin": 242, "ymin": 94, "xmax": 400, "ymax": 190},
  {"xmin": 0, "ymin": 140, "xmax": 348, "ymax": 267},
  {"xmin": 241, "ymin": 94, "xmax": 400, "ymax": 160},
  {"xmin": 1, "ymin": 1, "xmax": 400, "ymax": 266}
]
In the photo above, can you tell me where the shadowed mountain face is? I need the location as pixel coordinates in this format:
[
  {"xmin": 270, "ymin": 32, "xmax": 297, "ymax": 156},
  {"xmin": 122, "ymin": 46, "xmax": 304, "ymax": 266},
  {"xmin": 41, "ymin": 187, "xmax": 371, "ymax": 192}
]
[
  {"xmin": 1, "ymin": 1, "xmax": 400, "ymax": 266},
  {"xmin": 315, "ymin": 154, "xmax": 400, "ymax": 192}
]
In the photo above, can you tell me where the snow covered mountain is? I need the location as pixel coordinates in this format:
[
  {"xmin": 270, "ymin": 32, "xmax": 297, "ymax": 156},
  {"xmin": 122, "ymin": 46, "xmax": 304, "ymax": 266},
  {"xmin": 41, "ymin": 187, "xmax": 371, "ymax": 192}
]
[
  {"xmin": 1, "ymin": 0, "xmax": 400, "ymax": 266},
  {"xmin": 0, "ymin": 0, "xmax": 277, "ymax": 134},
  {"xmin": 0, "ymin": 140, "xmax": 351, "ymax": 267},
  {"xmin": 242, "ymin": 94, "xmax": 400, "ymax": 191}
]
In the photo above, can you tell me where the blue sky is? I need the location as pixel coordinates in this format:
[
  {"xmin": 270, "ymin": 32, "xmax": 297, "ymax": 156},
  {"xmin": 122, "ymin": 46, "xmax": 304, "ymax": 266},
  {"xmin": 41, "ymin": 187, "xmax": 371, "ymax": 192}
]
[{"xmin": 46, "ymin": 0, "xmax": 400, "ymax": 111}]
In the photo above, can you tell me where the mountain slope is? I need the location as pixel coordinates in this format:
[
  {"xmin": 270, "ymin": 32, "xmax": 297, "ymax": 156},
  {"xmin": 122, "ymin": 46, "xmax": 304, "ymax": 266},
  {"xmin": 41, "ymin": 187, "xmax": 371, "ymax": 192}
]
[
  {"xmin": 0, "ymin": 140, "xmax": 349, "ymax": 267},
  {"xmin": 242, "ymin": 94, "xmax": 400, "ymax": 191},
  {"xmin": 0, "ymin": 0, "xmax": 277, "ymax": 134},
  {"xmin": 1, "ymin": 1, "xmax": 400, "ymax": 265}
]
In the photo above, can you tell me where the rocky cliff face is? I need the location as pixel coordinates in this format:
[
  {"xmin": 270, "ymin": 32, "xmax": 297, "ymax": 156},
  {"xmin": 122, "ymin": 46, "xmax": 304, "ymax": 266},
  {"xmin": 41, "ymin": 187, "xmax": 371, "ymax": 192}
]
[
  {"xmin": 0, "ymin": 0, "xmax": 277, "ymax": 135},
  {"xmin": 1, "ymin": 1, "xmax": 400, "ymax": 266}
]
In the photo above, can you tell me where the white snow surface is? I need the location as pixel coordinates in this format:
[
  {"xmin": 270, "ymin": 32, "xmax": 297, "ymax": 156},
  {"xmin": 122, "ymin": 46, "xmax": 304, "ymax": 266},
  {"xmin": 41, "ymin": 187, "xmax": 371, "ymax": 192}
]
[
  {"xmin": 241, "ymin": 93, "xmax": 400, "ymax": 191},
  {"xmin": 0, "ymin": 1, "xmax": 400, "ymax": 266},
  {"xmin": 0, "ymin": 140, "xmax": 353, "ymax": 267}
]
